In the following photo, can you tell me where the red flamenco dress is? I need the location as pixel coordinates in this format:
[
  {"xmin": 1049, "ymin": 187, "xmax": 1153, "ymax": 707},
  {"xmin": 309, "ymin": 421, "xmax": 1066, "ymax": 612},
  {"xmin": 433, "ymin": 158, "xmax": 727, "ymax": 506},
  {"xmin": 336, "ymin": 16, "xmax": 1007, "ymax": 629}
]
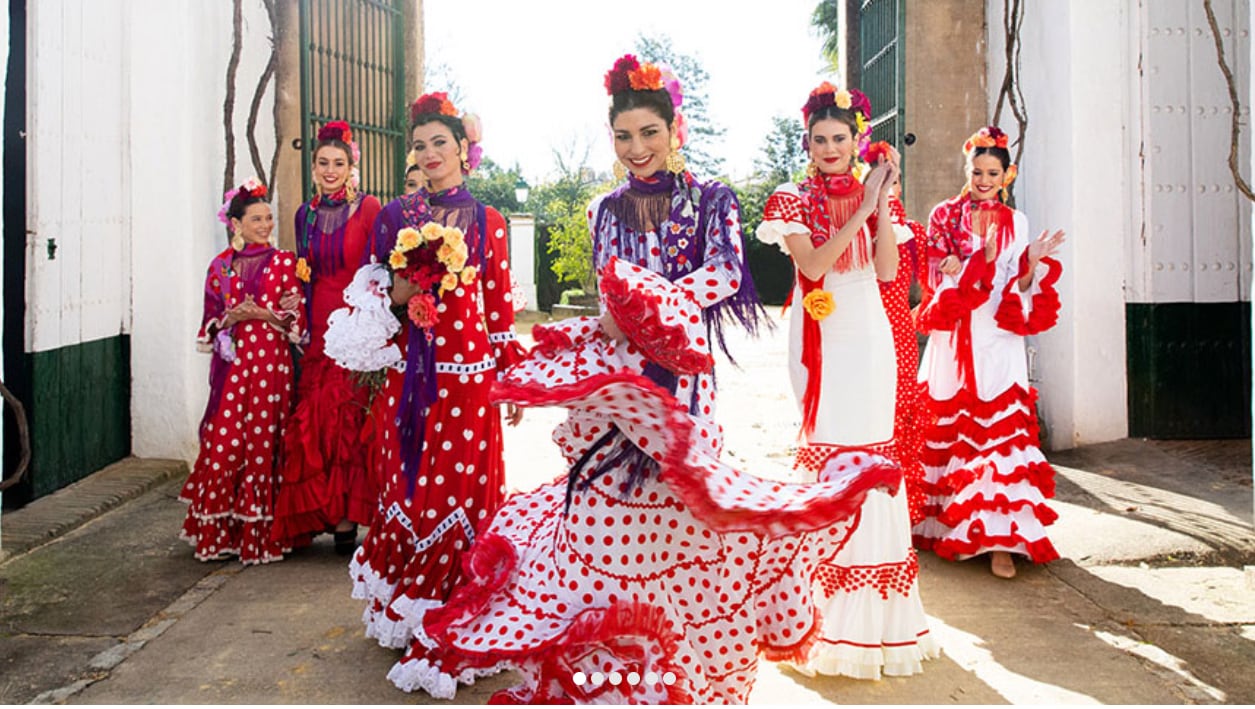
[
  {"xmin": 913, "ymin": 195, "xmax": 1063, "ymax": 563},
  {"xmin": 343, "ymin": 186, "xmax": 527, "ymax": 648},
  {"xmin": 272, "ymin": 189, "xmax": 382, "ymax": 546},
  {"xmin": 181, "ymin": 243, "xmax": 305, "ymax": 564},
  {"xmin": 877, "ymin": 201, "xmax": 928, "ymax": 527},
  {"xmin": 381, "ymin": 172, "xmax": 902, "ymax": 704}
]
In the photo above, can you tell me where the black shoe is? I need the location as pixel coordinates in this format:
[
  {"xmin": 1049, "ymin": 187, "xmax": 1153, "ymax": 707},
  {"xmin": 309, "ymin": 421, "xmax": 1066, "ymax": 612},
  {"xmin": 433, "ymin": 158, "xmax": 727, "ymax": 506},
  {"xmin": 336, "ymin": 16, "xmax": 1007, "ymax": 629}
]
[{"xmin": 333, "ymin": 527, "xmax": 358, "ymax": 556}]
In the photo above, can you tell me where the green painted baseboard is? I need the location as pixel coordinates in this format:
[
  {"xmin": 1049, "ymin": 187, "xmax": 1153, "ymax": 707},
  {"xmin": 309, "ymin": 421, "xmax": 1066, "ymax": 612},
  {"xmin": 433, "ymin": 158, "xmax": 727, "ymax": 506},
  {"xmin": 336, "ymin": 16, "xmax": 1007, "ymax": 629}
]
[
  {"xmin": 26, "ymin": 335, "xmax": 131, "ymax": 498},
  {"xmin": 1127, "ymin": 302, "xmax": 1251, "ymax": 439}
]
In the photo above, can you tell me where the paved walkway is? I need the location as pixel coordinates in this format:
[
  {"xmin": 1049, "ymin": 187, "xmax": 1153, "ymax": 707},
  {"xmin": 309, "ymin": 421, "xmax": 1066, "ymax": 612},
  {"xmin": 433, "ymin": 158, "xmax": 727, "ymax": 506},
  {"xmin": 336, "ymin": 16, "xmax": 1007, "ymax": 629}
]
[{"xmin": 2, "ymin": 317, "xmax": 1253, "ymax": 704}]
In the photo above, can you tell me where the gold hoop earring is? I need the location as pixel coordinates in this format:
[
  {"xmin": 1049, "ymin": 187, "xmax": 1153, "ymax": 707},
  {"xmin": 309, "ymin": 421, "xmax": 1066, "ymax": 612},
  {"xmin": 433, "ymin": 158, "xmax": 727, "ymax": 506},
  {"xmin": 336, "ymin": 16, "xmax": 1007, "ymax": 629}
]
[
  {"xmin": 460, "ymin": 149, "xmax": 471, "ymax": 173},
  {"xmin": 231, "ymin": 230, "xmax": 246, "ymax": 251},
  {"xmin": 613, "ymin": 160, "xmax": 627, "ymax": 182},
  {"xmin": 665, "ymin": 136, "xmax": 686, "ymax": 175},
  {"xmin": 806, "ymin": 161, "xmax": 819, "ymax": 179}
]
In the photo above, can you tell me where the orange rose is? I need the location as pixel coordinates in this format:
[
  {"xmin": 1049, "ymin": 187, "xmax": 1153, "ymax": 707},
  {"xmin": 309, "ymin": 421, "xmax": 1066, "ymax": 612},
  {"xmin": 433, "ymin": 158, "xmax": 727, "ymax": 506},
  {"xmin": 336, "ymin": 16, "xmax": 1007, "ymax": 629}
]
[
  {"xmin": 628, "ymin": 64, "xmax": 663, "ymax": 91},
  {"xmin": 802, "ymin": 290, "xmax": 836, "ymax": 321}
]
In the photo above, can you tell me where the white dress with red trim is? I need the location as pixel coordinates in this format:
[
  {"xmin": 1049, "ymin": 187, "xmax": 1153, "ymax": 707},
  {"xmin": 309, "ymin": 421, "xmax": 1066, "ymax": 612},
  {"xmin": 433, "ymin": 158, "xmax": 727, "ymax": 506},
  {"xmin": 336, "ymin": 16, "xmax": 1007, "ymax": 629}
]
[
  {"xmin": 913, "ymin": 199, "xmax": 1063, "ymax": 563},
  {"xmin": 380, "ymin": 176, "xmax": 903, "ymax": 704},
  {"xmin": 757, "ymin": 178, "xmax": 939, "ymax": 679},
  {"xmin": 180, "ymin": 245, "xmax": 305, "ymax": 564}
]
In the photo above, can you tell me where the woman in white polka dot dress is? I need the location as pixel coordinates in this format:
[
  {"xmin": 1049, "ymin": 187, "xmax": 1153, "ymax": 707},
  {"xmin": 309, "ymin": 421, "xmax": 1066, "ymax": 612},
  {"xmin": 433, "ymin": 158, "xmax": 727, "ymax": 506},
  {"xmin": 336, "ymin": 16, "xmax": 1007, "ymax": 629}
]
[
  {"xmin": 180, "ymin": 180, "xmax": 304, "ymax": 564},
  {"xmin": 378, "ymin": 56, "xmax": 905, "ymax": 705},
  {"xmin": 347, "ymin": 93, "xmax": 527, "ymax": 648}
]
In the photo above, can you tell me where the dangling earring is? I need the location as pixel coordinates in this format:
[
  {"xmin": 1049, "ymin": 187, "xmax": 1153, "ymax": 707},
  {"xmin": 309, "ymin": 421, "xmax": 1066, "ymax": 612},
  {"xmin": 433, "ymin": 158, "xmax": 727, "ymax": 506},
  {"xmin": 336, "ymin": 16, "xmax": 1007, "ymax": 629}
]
[
  {"xmin": 231, "ymin": 229, "xmax": 246, "ymax": 251},
  {"xmin": 665, "ymin": 136, "xmax": 686, "ymax": 175},
  {"xmin": 460, "ymin": 148, "xmax": 471, "ymax": 173},
  {"xmin": 806, "ymin": 161, "xmax": 819, "ymax": 179},
  {"xmin": 613, "ymin": 160, "xmax": 627, "ymax": 182}
]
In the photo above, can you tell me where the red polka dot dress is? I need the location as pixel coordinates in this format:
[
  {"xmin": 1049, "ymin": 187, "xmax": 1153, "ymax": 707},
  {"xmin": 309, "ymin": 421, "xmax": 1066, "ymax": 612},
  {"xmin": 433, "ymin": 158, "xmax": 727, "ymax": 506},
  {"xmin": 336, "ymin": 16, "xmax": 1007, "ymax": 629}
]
[
  {"xmin": 379, "ymin": 175, "xmax": 902, "ymax": 704},
  {"xmin": 180, "ymin": 244, "xmax": 305, "ymax": 564},
  {"xmin": 877, "ymin": 209, "xmax": 927, "ymax": 527},
  {"xmin": 273, "ymin": 192, "xmax": 383, "ymax": 546},
  {"xmin": 348, "ymin": 191, "xmax": 526, "ymax": 648}
]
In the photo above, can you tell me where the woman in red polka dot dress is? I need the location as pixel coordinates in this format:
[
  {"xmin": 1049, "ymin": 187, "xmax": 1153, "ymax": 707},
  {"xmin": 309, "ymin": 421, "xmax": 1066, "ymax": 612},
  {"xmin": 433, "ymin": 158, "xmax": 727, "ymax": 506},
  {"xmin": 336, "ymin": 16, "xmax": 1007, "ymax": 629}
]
[
  {"xmin": 880, "ymin": 188, "xmax": 928, "ymax": 527},
  {"xmin": 272, "ymin": 121, "xmax": 383, "ymax": 553},
  {"xmin": 180, "ymin": 180, "xmax": 305, "ymax": 564},
  {"xmin": 379, "ymin": 56, "xmax": 903, "ymax": 705},
  {"xmin": 341, "ymin": 93, "xmax": 527, "ymax": 647}
]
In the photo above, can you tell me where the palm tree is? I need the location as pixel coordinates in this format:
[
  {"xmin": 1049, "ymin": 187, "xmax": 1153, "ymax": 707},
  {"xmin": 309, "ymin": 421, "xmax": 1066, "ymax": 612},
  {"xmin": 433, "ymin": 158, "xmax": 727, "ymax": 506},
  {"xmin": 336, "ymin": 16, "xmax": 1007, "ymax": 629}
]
[{"xmin": 811, "ymin": 0, "xmax": 841, "ymax": 73}]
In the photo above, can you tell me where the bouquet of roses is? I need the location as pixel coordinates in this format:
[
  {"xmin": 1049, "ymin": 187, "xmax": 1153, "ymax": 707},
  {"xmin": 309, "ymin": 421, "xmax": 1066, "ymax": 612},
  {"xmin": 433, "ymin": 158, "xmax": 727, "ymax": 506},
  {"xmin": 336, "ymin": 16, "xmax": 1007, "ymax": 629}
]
[{"xmin": 387, "ymin": 222, "xmax": 478, "ymax": 328}]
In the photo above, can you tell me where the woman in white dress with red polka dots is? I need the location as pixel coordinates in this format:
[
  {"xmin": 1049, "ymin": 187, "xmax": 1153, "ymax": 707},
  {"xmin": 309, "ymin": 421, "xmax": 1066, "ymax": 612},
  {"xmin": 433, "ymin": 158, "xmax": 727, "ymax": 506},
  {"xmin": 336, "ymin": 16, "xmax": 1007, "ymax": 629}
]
[
  {"xmin": 345, "ymin": 93, "xmax": 527, "ymax": 647},
  {"xmin": 180, "ymin": 181, "xmax": 304, "ymax": 564},
  {"xmin": 379, "ymin": 55, "xmax": 904, "ymax": 705},
  {"xmin": 755, "ymin": 83, "xmax": 938, "ymax": 679}
]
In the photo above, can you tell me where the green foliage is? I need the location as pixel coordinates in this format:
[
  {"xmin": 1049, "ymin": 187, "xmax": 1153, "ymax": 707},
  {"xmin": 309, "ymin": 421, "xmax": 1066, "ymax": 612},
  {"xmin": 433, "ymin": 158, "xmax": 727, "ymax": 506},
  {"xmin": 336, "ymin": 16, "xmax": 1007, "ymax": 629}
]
[
  {"xmin": 465, "ymin": 157, "xmax": 523, "ymax": 215},
  {"xmin": 811, "ymin": 0, "xmax": 842, "ymax": 73},
  {"xmin": 545, "ymin": 198, "xmax": 596, "ymax": 293},
  {"xmin": 633, "ymin": 34, "xmax": 727, "ymax": 178}
]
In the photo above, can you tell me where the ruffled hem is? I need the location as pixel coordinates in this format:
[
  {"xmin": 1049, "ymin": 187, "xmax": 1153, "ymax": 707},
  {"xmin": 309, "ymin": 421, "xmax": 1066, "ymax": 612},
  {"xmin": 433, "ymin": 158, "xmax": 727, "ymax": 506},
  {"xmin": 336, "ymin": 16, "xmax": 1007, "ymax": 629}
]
[
  {"xmin": 178, "ymin": 516, "xmax": 289, "ymax": 566},
  {"xmin": 921, "ymin": 520, "xmax": 1060, "ymax": 565},
  {"xmin": 387, "ymin": 656, "xmax": 513, "ymax": 699},
  {"xmin": 792, "ymin": 631, "xmax": 941, "ymax": 680},
  {"xmin": 994, "ymin": 254, "xmax": 1062, "ymax": 336},
  {"xmin": 600, "ymin": 257, "xmax": 714, "ymax": 376}
]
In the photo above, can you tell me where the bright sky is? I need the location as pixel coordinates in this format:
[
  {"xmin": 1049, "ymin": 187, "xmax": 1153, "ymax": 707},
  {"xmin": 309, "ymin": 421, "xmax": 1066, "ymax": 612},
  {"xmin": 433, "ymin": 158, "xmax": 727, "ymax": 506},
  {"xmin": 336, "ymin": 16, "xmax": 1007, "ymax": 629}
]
[{"xmin": 423, "ymin": 0, "xmax": 835, "ymax": 184}]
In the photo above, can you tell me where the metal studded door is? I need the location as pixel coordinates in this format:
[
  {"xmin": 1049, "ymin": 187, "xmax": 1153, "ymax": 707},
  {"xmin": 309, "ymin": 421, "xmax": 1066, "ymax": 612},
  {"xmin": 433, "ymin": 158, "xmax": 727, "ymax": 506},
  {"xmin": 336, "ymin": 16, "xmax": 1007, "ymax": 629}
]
[
  {"xmin": 858, "ymin": 0, "xmax": 905, "ymax": 152},
  {"xmin": 298, "ymin": 0, "xmax": 407, "ymax": 201}
]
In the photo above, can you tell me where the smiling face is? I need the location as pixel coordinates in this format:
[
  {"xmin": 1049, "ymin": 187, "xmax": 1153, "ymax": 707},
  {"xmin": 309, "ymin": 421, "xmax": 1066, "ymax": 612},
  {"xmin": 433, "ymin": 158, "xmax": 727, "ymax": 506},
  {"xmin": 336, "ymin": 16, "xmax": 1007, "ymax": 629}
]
[
  {"xmin": 231, "ymin": 201, "xmax": 274, "ymax": 245},
  {"xmin": 313, "ymin": 144, "xmax": 352, "ymax": 196},
  {"xmin": 411, "ymin": 120, "xmax": 467, "ymax": 192},
  {"xmin": 967, "ymin": 152, "xmax": 1006, "ymax": 200},
  {"xmin": 808, "ymin": 117, "xmax": 856, "ymax": 176},
  {"xmin": 612, "ymin": 107, "xmax": 672, "ymax": 179}
]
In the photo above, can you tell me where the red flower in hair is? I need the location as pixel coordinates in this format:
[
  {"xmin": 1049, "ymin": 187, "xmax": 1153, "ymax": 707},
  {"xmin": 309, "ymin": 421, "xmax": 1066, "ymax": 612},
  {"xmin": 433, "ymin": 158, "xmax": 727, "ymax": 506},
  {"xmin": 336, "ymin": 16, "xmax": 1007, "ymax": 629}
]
[
  {"xmin": 604, "ymin": 54, "xmax": 641, "ymax": 95},
  {"xmin": 317, "ymin": 120, "xmax": 352, "ymax": 144},
  {"xmin": 410, "ymin": 92, "xmax": 459, "ymax": 123}
]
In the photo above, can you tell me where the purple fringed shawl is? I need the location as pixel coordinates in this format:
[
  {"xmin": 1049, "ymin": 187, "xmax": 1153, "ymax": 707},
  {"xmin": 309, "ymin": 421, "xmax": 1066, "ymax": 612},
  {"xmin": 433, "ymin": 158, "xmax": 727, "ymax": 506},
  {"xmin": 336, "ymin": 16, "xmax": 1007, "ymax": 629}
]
[
  {"xmin": 368, "ymin": 185, "xmax": 489, "ymax": 499},
  {"xmin": 200, "ymin": 243, "xmax": 277, "ymax": 434}
]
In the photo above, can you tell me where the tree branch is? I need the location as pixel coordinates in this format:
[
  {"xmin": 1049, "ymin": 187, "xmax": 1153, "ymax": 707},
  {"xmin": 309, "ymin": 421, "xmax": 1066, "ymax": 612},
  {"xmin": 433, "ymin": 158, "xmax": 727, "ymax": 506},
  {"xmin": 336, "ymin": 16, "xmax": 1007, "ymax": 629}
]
[
  {"xmin": 223, "ymin": 0, "xmax": 243, "ymax": 195},
  {"xmin": 1203, "ymin": 0, "xmax": 1255, "ymax": 202},
  {"xmin": 0, "ymin": 379, "xmax": 31, "ymax": 492},
  {"xmin": 247, "ymin": 0, "xmax": 279, "ymax": 186}
]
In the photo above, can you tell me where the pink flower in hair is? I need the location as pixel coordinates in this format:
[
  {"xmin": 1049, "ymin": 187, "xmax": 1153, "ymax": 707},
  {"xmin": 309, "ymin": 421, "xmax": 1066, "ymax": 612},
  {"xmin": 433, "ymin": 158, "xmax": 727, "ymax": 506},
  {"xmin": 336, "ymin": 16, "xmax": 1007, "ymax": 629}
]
[
  {"xmin": 659, "ymin": 65, "xmax": 684, "ymax": 109},
  {"xmin": 217, "ymin": 187, "xmax": 241, "ymax": 225},
  {"xmin": 462, "ymin": 113, "xmax": 483, "ymax": 143},
  {"xmin": 465, "ymin": 143, "xmax": 483, "ymax": 172}
]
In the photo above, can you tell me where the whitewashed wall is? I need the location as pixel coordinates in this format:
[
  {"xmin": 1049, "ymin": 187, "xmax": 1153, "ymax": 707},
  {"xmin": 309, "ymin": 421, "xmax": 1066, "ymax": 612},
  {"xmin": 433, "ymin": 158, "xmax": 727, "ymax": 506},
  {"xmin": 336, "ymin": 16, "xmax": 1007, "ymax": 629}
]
[
  {"xmin": 985, "ymin": 1, "xmax": 1132, "ymax": 449},
  {"xmin": 128, "ymin": 0, "xmax": 278, "ymax": 462},
  {"xmin": 25, "ymin": 1, "xmax": 130, "ymax": 354}
]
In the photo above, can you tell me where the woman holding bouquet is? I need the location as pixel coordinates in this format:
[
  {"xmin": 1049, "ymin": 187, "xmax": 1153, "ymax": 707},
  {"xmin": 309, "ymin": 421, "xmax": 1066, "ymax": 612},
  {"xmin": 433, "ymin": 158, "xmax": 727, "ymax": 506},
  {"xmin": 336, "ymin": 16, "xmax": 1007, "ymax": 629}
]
[
  {"xmin": 754, "ymin": 83, "xmax": 937, "ymax": 679},
  {"xmin": 272, "ymin": 121, "xmax": 383, "ymax": 553},
  {"xmin": 343, "ymin": 93, "xmax": 527, "ymax": 648}
]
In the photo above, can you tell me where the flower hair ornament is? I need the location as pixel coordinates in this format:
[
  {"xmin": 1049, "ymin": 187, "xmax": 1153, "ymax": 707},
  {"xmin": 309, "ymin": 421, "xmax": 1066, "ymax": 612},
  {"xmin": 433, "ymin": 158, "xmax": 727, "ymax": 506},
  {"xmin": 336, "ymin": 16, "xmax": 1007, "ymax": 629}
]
[
  {"xmin": 219, "ymin": 177, "xmax": 268, "ymax": 250},
  {"xmin": 963, "ymin": 125, "xmax": 1018, "ymax": 199},
  {"xmin": 604, "ymin": 54, "xmax": 688, "ymax": 178},
  {"xmin": 408, "ymin": 92, "xmax": 483, "ymax": 174},
  {"xmin": 316, "ymin": 120, "xmax": 361, "ymax": 200}
]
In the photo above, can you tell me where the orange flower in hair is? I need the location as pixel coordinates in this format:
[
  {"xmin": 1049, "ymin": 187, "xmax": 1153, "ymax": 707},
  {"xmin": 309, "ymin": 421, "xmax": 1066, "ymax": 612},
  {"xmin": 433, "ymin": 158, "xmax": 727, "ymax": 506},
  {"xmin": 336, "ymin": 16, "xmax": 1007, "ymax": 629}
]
[{"xmin": 628, "ymin": 64, "xmax": 664, "ymax": 91}]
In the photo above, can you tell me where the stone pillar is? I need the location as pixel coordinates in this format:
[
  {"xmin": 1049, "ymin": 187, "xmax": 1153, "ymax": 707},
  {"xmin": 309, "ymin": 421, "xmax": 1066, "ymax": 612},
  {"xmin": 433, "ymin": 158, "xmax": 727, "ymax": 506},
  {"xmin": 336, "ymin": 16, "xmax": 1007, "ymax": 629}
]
[{"xmin": 508, "ymin": 214, "xmax": 538, "ymax": 312}]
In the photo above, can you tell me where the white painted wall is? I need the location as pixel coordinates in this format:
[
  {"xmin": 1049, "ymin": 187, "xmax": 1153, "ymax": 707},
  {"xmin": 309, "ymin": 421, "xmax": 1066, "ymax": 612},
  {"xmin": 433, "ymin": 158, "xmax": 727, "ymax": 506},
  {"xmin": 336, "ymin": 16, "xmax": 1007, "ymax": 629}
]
[
  {"xmin": 986, "ymin": 1, "xmax": 1131, "ymax": 449},
  {"xmin": 127, "ymin": 0, "xmax": 277, "ymax": 462},
  {"xmin": 508, "ymin": 214, "xmax": 538, "ymax": 311}
]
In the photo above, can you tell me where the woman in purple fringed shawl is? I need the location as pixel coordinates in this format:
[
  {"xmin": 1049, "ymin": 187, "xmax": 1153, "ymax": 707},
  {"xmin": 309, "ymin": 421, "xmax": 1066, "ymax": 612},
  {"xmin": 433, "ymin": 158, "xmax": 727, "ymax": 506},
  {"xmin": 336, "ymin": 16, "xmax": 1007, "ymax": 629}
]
[
  {"xmin": 272, "ymin": 120, "xmax": 382, "ymax": 554},
  {"xmin": 181, "ymin": 180, "xmax": 304, "ymax": 564},
  {"xmin": 377, "ymin": 55, "xmax": 906, "ymax": 705},
  {"xmin": 346, "ymin": 92, "xmax": 527, "ymax": 650}
]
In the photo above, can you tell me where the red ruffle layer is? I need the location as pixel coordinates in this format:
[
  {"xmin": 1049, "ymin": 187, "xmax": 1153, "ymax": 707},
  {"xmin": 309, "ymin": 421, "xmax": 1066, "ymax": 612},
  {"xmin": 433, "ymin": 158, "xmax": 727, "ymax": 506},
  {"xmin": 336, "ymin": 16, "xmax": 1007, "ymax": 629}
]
[
  {"xmin": 994, "ymin": 254, "xmax": 1062, "ymax": 335},
  {"xmin": 600, "ymin": 259, "xmax": 714, "ymax": 375}
]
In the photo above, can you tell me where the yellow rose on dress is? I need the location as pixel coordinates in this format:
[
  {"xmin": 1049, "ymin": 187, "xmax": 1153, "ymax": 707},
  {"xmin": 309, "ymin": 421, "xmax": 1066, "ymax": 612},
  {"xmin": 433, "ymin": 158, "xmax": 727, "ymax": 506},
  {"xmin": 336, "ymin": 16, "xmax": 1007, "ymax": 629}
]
[
  {"xmin": 459, "ymin": 265, "xmax": 478, "ymax": 284},
  {"xmin": 440, "ymin": 272, "xmax": 458, "ymax": 293},
  {"xmin": 802, "ymin": 290, "xmax": 836, "ymax": 321},
  {"xmin": 295, "ymin": 257, "xmax": 311, "ymax": 283},
  {"xmin": 389, "ymin": 249, "xmax": 408, "ymax": 270},
  {"xmin": 397, "ymin": 227, "xmax": 421, "ymax": 250},
  {"xmin": 420, "ymin": 222, "xmax": 444, "ymax": 242}
]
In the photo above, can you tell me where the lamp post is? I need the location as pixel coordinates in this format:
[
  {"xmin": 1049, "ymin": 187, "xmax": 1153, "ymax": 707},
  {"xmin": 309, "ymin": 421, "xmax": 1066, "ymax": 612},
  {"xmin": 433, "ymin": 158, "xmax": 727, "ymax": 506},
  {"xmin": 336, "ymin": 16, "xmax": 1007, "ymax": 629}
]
[{"xmin": 509, "ymin": 177, "xmax": 537, "ymax": 312}]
